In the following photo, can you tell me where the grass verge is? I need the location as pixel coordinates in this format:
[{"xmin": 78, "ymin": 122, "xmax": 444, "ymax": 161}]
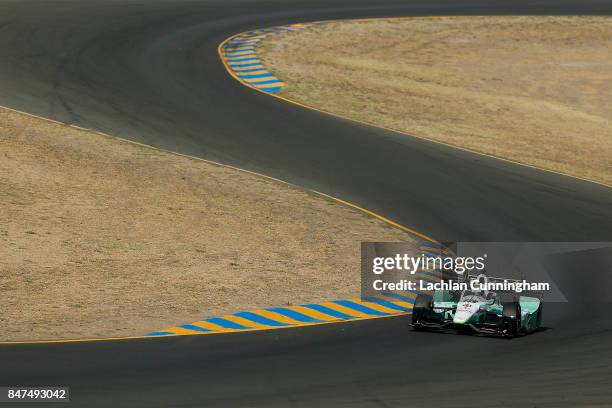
[
  {"xmin": 261, "ymin": 16, "xmax": 612, "ymax": 186},
  {"xmin": 0, "ymin": 107, "xmax": 412, "ymax": 341}
]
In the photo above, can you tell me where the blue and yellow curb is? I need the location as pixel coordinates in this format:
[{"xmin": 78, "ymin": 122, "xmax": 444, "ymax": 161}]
[
  {"xmin": 220, "ymin": 23, "xmax": 312, "ymax": 93},
  {"xmin": 146, "ymin": 242, "xmax": 452, "ymax": 337},
  {"xmin": 146, "ymin": 295, "xmax": 414, "ymax": 337}
]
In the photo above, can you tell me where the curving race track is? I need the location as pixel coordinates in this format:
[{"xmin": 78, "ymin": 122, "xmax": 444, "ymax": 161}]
[{"xmin": 1, "ymin": 1, "xmax": 612, "ymax": 406}]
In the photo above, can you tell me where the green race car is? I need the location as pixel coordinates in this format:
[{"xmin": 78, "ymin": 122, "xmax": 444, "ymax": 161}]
[{"xmin": 411, "ymin": 275, "xmax": 543, "ymax": 337}]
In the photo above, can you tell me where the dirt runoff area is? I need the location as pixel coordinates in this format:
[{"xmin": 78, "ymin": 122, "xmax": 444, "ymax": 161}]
[
  {"xmin": 0, "ymin": 107, "xmax": 412, "ymax": 341},
  {"xmin": 261, "ymin": 16, "xmax": 612, "ymax": 186}
]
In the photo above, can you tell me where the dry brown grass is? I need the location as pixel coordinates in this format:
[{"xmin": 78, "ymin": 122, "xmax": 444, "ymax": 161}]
[
  {"xmin": 261, "ymin": 16, "xmax": 612, "ymax": 186},
  {"xmin": 0, "ymin": 107, "xmax": 412, "ymax": 341}
]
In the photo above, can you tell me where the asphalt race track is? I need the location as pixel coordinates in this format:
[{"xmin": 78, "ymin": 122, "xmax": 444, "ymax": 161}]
[
  {"xmin": 1, "ymin": 1, "xmax": 611, "ymax": 406},
  {"xmin": 2, "ymin": 0, "xmax": 612, "ymax": 242}
]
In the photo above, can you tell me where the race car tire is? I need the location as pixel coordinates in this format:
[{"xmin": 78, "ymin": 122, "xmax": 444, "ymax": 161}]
[
  {"xmin": 536, "ymin": 303, "xmax": 543, "ymax": 330},
  {"xmin": 502, "ymin": 301, "xmax": 521, "ymax": 337},
  {"xmin": 412, "ymin": 294, "xmax": 433, "ymax": 329}
]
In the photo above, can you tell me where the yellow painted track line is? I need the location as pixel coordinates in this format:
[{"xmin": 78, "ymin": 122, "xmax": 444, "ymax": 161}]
[
  {"xmin": 240, "ymin": 70, "xmax": 270, "ymax": 75},
  {"xmin": 380, "ymin": 298, "xmax": 414, "ymax": 310},
  {"xmin": 217, "ymin": 20, "xmax": 612, "ymax": 191},
  {"xmin": 284, "ymin": 306, "xmax": 342, "ymax": 322},
  {"xmin": 413, "ymin": 272, "xmax": 442, "ymax": 282},
  {"xmin": 166, "ymin": 327, "xmax": 208, "ymax": 335},
  {"xmin": 348, "ymin": 298, "xmax": 402, "ymax": 314},
  {"xmin": 416, "ymin": 267, "xmax": 445, "ymax": 276},
  {"xmin": 252, "ymin": 82, "xmax": 285, "ymax": 89},
  {"xmin": 188, "ymin": 320, "xmax": 235, "ymax": 332},
  {"xmin": 318, "ymin": 302, "xmax": 372, "ymax": 318},
  {"xmin": 233, "ymin": 65, "xmax": 265, "ymax": 71},
  {"xmin": 0, "ymin": 20, "xmax": 466, "ymax": 344},
  {"xmin": 0, "ymin": 103, "xmax": 435, "ymax": 344},
  {"xmin": 156, "ymin": 312, "xmax": 408, "ymax": 337},
  {"xmin": 380, "ymin": 292, "xmax": 416, "ymax": 303},
  {"xmin": 156, "ymin": 300, "xmax": 413, "ymax": 336},
  {"xmin": 0, "ymin": 104, "xmax": 437, "ymax": 247},
  {"xmin": 329, "ymin": 197, "xmax": 436, "ymax": 242},
  {"xmin": 250, "ymin": 310, "xmax": 306, "ymax": 325},
  {"xmin": 221, "ymin": 315, "xmax": 272, "ymax": 329}
]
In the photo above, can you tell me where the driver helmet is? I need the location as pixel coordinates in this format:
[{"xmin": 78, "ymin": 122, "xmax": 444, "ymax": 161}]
[{"xmin": 485, "ymin": 291, "xmax": 498, "ymax": 304}]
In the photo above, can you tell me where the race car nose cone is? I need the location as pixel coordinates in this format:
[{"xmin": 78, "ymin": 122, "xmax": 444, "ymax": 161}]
[
  {"xmin": 454, "ymin": 302, "xmax": 480, "ymax": 324},
  {"xmin": 453, "ymin": 310, "xmax": 472, "ymax": 324}
]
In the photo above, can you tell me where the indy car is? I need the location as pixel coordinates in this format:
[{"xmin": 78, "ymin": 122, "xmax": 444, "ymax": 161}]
[{"xmin": 411, "ymin": 274, "xmax": 543, "ymax": 338}]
